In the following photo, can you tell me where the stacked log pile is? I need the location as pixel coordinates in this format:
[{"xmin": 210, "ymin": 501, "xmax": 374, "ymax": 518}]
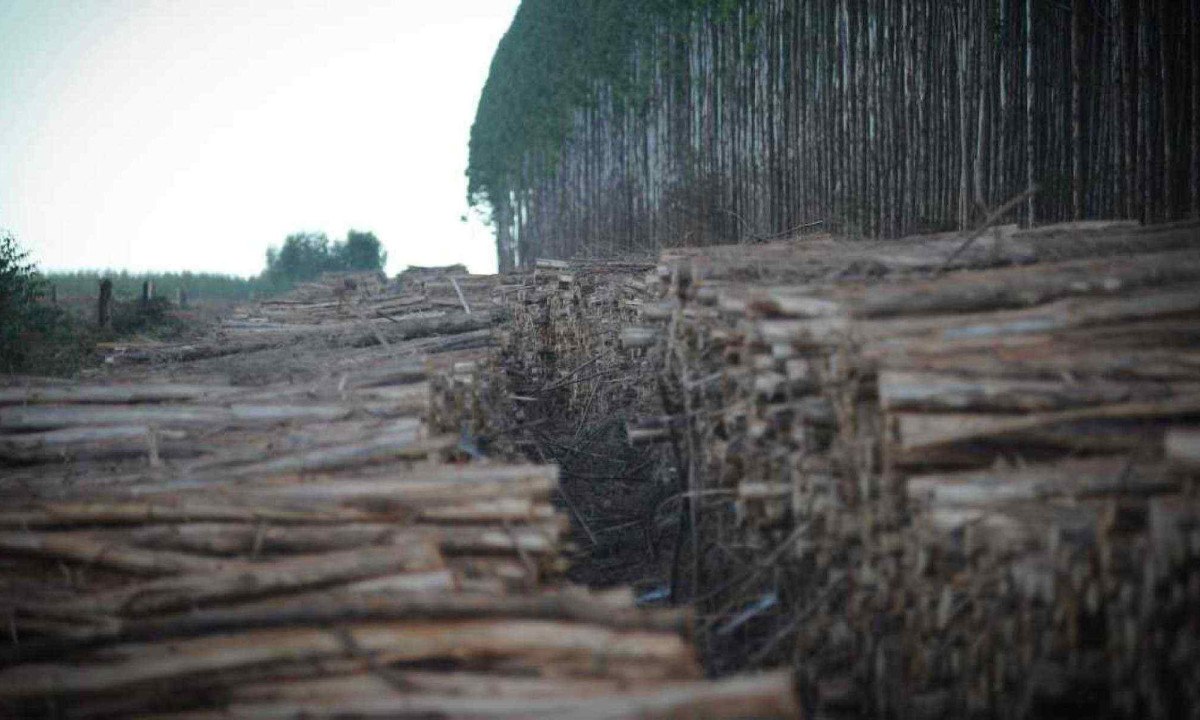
[
  {"xmin": 103, "ymin": 270, "xmax": 498, "ymax": 367},
  {"xmin": 0, "ymin": 272, "xmax": 798, "ymax": 718},
  {"xmin": 493, "ymin": 221, "xmax": 1200, "ymax": 717},
  {"xmin": 276, "ymin": 270, "xmax": 390, "ymax": 303},
  {"xmin": 397, "ymin": 264, "xmax": 494, "ymax": 314},
  {"xmin": 496, "ymin": 260, "xmax": 660, "ymax": 436},
  {"xmin": 649, "ymin": 220, "xmax": 1200, "ymax": 718}
]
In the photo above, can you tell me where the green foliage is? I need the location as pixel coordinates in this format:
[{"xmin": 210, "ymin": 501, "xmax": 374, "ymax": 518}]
[
  {"xmin": 264, "ymin": 230, "xmax": 387, "ymax": 285},
  {"xmin": 265, "ymin": 232, "xmax": 334, "ymax": 284},
  {"xmin": 467, "ymin": 0, "xmax": 739, "ymax": 212},
  {"xmin": 0, "ymin": 231, "xmax": 93, "ymax": 375},
  {"xmin": 342, "ymin": 230, "xmax": 388, "ymax": 272},
  {"xmin": 111, "ymin": 296, "xmax": 188, "ymax": 339}
]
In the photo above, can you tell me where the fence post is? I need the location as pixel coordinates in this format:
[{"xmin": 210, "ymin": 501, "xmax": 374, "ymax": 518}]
[{"xmin": 98, "ymin": 279, "xmax": 113, "ymax": 329}]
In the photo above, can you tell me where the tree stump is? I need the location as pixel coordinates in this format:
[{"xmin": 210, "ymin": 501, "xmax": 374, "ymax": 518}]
[{"xmin": 98, "ymin": 279, "xmax": 113, "ymax": 329}]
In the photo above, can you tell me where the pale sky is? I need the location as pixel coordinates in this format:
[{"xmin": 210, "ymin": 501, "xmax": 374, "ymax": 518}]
[{"xmin": 0, "ymin": 0, "xmax": 517, "ymax": 276}]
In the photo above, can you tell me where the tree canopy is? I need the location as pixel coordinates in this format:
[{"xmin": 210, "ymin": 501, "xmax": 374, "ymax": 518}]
[
  {"xmin": 264, "ymin": 230, "xmax": 387, "ymax": 284},
  {"xmin": 467, "ymin": 1, "xmax": 740, "ymax": 204}
]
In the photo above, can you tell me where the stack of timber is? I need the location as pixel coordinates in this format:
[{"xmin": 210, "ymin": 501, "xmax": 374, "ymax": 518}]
[
  {"xmin": 0, "ymin": 272, "xmax": 798, "ymax": 718},
  {"xmin": 644, "ymin": 220, "xmax": 1200, "ymax": 718},
  {"xmin": 277, "ymin": 270, "xmax": 391, "ymax": 303},
  {"xmin": 103, "ymin": 270, "xmax": 498, "ymax": 367},
  {"xmin": 495, "ymin": 259, "xmax": 661, "ymax": 442},
  {"xmin": 397, "ymin": 264, "xmax": 497, "ymax": 314},
  {"xmin": 425, "ymin": 259, "xmax": 663, "ymax": 460},
  {"xmin": 491, "ymin": 221, "xmax": 1200, "ymax": 718}
]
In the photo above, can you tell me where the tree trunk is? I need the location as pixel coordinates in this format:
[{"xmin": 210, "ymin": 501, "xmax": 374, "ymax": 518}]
[{"xmin": 1025, "ymin": 0, "xmax": 1036, "ymax": 225}]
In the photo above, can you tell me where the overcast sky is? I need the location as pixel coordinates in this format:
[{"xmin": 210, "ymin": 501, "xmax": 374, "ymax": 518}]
[{"xmin": 0, "ymin": 0, "xmax": 518, "ymax": 276}]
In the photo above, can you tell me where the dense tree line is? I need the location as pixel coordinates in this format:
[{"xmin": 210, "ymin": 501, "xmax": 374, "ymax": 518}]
[
  {"xmin": 469, "ymin": 0, "xmax": 1199, "ymax": 270},
  {"xmin": 46, "ymin": 270, "xmax": 271, "ymax": 301},
  {"xmin": 263, "ymin": 230, "xmax": 387, "ymax": 284},
  {"xmin": 45, "ymin": 231, "xmax": 387, "ymax": 301}
]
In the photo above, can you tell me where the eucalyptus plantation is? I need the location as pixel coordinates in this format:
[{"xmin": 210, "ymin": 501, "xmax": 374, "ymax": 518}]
[{"xmin": 468, "ymin": 0, "xmax": 1199, "ymax": 270}]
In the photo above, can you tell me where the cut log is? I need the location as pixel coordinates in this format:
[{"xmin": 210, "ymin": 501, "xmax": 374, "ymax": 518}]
[
  {"xmin": 870, "ymin": 334, "xmax": 1200, "ymax": 382},
  {"xmin": 406, "ymin": 328, "xmax": 495, "ymax": 355},
  {"xmin": 337, "ymin": 569, "xmax": 457, "ymax": 594},
  {"xmin": 0, "ymin": 404, "xmax": 355, "ymax": 431},
  {"xmin": 192, "ymin": 423, "xmax": 443, "ymax": 479},
  {"xmin": 0, "ymin": 620, "xmax": 698, "ymax": 699},
  {"xmin": 906, "ymin": 458, "xmax": 1176, "ymax": 507},
  {"xmin": 0, "ymin": 384, "xmax": 240, "ymax": 406},
  {"xmin": 923, "ymin": 288, "xmax": 1200, "ymax": 342},
  {"xmin": 433, "ymin": 525, "xmax": 561, "ymax": 557},
  {"xmin": 345, "ymin": 360, "xmax": 428, "ymax": 388},
  {"xmin": 419, "ymin": 499, "xmax": 558, "ymax": 524},
  {"xmin": 3, "ymin": 588, "xmax": 691, "ymax": 664},
  {"xmin": 879, "ymin": 371, "xmax": 1200, "ymax": 412},
  {"xmin": 227, "ymin": 671, "xmax": 632, "ymax": 703},
  {"xmin": 0, "ymin": 501, "xmax": 370, "ymax": 529},
  {"xmin": 231, "ymin": 463, "xmax": 558, "ymax": 507},
  {"xmin": 374, "ymin": 311, "xmax": 497, "ymax": 344},
  {"xmin": 743, "ymin": 293, "xmax": 844, "ymax": 319},
  {"xmin": 348, "ymin": 383, "xmax": 430, "ymax": 410},
  {"xmin": 0, "ymin": 531, "xmax": 230, "ymax": 576},
  {"xmin": 0, "ymin": 426, "xmax": 200, "ymax": 463},
  {"xmin": 891, "ymin": 396, "xmax": 1200, "ymax": 459},
  {"xmin": 765, "ymin": 287, "xmax": 1200, "ymax": 351},
  {"xmin": 128, "ymin": 523, "xmax": 559, "ymax": 559},
  {"xmin": 128, "ymin": 523, "xmax": 421, "ymax": 556},
  {"xmin": 1009, "ymin": 219, "xmax": 1142, "ymax": 238},
  {"xmin": 30, "ymin": 542, "xmax": 444, "ymax": 618},
  {"xmin": 134, "ymin": 670, "xmax": 798, "ymax": 719},
  {"xmin": 858, "ymin": 248, "xmax": 1200, "ymax": 318}
]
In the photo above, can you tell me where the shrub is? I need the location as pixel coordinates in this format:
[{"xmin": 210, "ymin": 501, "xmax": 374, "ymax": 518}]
[
  {"xmin": 111, "ymin": 296, "xmax": 187, "ymax": 338},
  {"xmin": 0, "ymin": 231, "xmax": 93, "ymax": 375}
]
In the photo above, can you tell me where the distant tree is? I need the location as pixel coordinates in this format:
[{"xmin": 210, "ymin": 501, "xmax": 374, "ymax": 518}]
[
  {"xmin": 339, "ymin": 230, "xmax": 387, "ymax": 271},
  {"xmin": 264, "ymin": 230, "xmax": 386, "ymax": 284},
  {"xmin": 265, "ymin": 232, "xmax": 334, "ymax": 284}
]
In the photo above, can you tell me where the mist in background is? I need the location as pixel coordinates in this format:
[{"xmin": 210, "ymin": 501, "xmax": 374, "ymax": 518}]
[{"xmin": 0, "ymin": 0, "xmax": 518, "ymax": 276}]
